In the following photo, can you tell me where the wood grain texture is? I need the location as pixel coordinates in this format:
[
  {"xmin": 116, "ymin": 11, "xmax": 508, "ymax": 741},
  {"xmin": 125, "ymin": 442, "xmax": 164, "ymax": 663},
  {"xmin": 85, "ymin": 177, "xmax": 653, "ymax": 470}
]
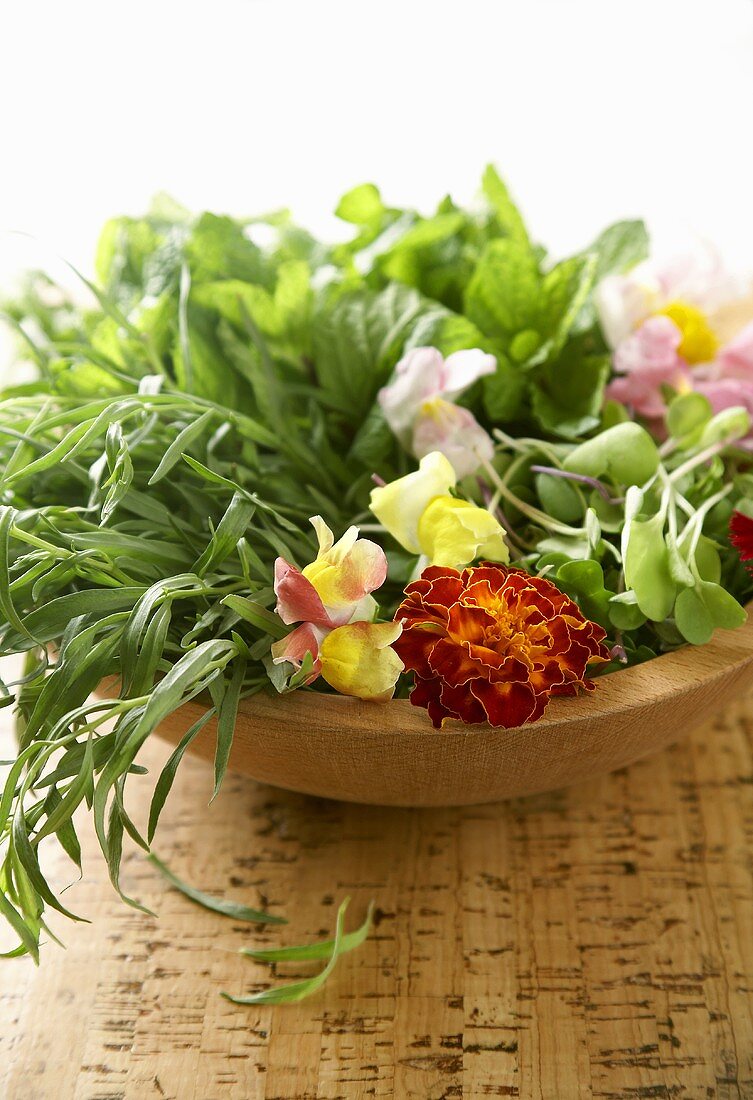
[
  {"xmin": 98, "ymin": 606, "xmax": 753, "ymax": 806},
  {"xmin": 1, "ymin": 655, "xmax": 752, "ymax": 1099}
]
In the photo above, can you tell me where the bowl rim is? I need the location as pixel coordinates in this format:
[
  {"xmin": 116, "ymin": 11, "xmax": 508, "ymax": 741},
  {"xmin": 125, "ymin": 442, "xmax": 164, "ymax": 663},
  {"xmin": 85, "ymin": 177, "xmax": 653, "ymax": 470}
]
[
  {"xmin": 96, "ymin": 602, "xmax": 753, "ymax": 740},
  {"xmin": 218, "ymin": 600, "xmax": 753, "ymax": 738}
]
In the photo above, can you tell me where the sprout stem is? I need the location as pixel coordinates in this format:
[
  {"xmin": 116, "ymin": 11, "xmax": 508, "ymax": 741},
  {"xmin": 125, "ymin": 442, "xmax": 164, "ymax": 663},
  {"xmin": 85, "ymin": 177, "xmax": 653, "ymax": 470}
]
[{"xmin": 481, "ymin": 460, "xmax": 586, "ymax": 539}]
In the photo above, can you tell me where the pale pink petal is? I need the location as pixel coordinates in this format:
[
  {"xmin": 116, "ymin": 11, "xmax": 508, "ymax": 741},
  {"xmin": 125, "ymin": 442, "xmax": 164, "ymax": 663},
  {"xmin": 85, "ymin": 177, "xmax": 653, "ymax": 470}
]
[
  {"xmin": 273, "ymin": 557, "xmax": 331, "ymax": 626},
  {"xmin": 695, "ymin": 378, "xmax": 753, "ymax": 449},
  {"xmin": 614, "ymin": 315, "xmax": 684, "ymax": 376},
  {"xmin": 440, "ymin": 349, "xmax": 497, "ymax": 399},
  {"xmin": 605, "ymin": 375, "xmax": 672, "ymax": 421},
  {"xmin": 595, "ymin": 268, "xmax": 660, "ymax": 348},
  {"xmin": 334, "ymin": 538, "xmax": 388, "ymax": 601},
  {"xmin": 412, "ymin": 399, "xmax": 494, "ymax": 478},
  {"xmin": 607, "ymin": 317, "xmax": 694, "ymax": 418},
  {"xmin": 378, "ymin": 347, "xmax": 445, "ymax": 443},
  {"xmin": 655, "ymin": 245, "xmax": 743, "ymax": 312},
  {"xmin": 717, "ymin": 321, "xmax": 753, "ymax": 380},
  {"xmin": 270, "ymin": 622, "xmax": 323, "ymax": 681}
]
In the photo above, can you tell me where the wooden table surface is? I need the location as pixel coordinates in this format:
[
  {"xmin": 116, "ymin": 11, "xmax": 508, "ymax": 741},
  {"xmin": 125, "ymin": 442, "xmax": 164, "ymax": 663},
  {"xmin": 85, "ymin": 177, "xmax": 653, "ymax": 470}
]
[{"xmin": 1, "ymin": 664, "xmax": 752, "ymax": 1099}]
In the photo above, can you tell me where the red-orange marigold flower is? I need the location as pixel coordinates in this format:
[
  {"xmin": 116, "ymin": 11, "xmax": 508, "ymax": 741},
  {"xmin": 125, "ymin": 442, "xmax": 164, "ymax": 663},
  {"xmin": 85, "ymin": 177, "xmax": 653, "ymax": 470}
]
[{"xmin": 393, "ymin": 564, "xmax": 609, "ymax": 729}]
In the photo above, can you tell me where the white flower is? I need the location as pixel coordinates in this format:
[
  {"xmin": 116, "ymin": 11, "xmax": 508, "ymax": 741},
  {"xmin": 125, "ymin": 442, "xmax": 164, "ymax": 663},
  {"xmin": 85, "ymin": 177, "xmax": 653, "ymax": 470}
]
[
  {"xmin": 412, "ymin": 398, "xmax": 495, "ymax": 478},
  {"xmin": 378, "ymin": 346, "xmax": 496, "ymax": 476}
]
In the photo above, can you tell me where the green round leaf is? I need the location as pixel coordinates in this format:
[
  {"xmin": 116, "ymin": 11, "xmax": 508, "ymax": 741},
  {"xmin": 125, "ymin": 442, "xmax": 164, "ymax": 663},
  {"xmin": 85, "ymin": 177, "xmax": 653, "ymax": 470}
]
[
  {"xmin": 535, "ymin": 473, "xmax": 583, "ymax": 523},
  {"xmin": 698, "ymin": 581, "xmax": 747, "ymax": 630},
  {"xmin": 623, "ymin": 513, "xmax": 676, "ymax": 621},
  {"xmin": 666, "ymin": 391, "xmax": 712, "ymax": 442},
  {"xmin": 690, "ymin": 536, "xmax": 721, "ymax": 584},
  {"xmin": 563, "ymin": 422, "xmax": 659, "ymax": 487},
  {"xmin": 699, "ymin": 406, "xmax": 751, "ymax": 447},
  {"xmin": 608, "ymin": 599, "xmax": 646, "ymax": 631},
  {"xmin": 675, "ymin": 587, "xmax": 714, "ymax": 645}
]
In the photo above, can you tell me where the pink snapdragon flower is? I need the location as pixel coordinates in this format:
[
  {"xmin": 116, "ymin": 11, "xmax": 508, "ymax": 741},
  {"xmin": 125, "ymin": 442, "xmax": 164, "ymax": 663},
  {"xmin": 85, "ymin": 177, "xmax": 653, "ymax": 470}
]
[
  {"xmin": 270, "ymin": 516, "xmax": 402, "ymax": 701},
  {"xmin": 378, "ymin": 346, "xmax": 496, "ymax": 477}
]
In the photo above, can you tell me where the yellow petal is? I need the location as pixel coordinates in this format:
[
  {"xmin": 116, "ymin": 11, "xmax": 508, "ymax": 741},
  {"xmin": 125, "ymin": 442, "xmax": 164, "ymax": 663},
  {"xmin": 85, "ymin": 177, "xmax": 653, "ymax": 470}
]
[
  {"xmin": 309, "ymin": 514, "xmax": 335, "ymax": 555},
  {"xmin": 417, "ymin": 496, "xmax": 509, "ymax": 568},
  {"xmin": 319, "ymin": 621, "xmax": 404, "ymax": 702},
  {"xmin": 369, "ymin": 451, "xmax": 456, "ymax": 554},
  {"xmin": 303, "ymin": 539, "xmax": 386, "ymax": 618}
]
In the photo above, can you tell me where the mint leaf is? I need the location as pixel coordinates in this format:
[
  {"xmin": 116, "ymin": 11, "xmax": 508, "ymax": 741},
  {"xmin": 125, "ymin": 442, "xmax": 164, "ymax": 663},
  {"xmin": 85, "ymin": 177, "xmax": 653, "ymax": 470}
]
[
  {"xmin": 311, "ymin": 284, "xmax": 425, "ymax": 418},
  {"xmin": 465, "ymin": 239, "xmax": 542, "ymax": 349},
  {"xmin": 191, "ymin": 260, "xmax": 311, "ymax": 347},
  {"xmin": 589, "ymin": 219, "xmax": 649, "ymax": 280},
  {"xmin": 483, "ymin": 354, "xmax": 528, "ymax": 424},
  {"xmin": 530, "ymin": 342, "xmax": 610, "ymax": 439},
  {"xmin": 186, "ymin": 212, "xmax": 272, "ymax": 286},
  {"xmin": 335, "ymin": 183, "xmax": 385, "ymax": 227},
  {"xmin": 539, "ymin": 253, "xmax": 598, "ymax": 356},
  {"xmin": 481, "ymin": 164, "xmax": 530, "ymax": 247}
]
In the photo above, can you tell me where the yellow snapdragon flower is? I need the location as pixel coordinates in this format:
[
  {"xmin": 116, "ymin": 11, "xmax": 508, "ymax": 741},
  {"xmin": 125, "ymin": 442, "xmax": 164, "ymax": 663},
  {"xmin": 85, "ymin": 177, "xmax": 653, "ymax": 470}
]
[{"xmin": 369, "ymin": 452, "xmax": 509, "ymax": 569}]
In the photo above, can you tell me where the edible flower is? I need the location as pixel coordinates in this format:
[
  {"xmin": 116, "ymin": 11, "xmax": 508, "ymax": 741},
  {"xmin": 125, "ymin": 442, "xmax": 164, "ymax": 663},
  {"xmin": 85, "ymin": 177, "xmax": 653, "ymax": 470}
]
[
  {"xmin": 369, "ymin": 451, "xmax": 509, "ymax": 568},
  {"xmin": 318, "ymin": 620, "xmax": 403, "ymax": 703},
  {"xmin": 271, "ymin": 517, "xmax": 403, "ymax": 701},
  {"xmin": 729, "ymin": 510, "xmax": 753, "ymax": 572},
  {"xmin": 378, "ymin": 346, "xmax": 496, "ymax": 476},
  {"xmin": 596, "ymin": 248, "xmax": 753, "ymax": 428},
  {"xmin": 274, "ymin": 515, "xmax": 386, "ymax": 628},
  {"xmin": 393, "ymin": 564, "xmax": 608, "ymax": 728}
]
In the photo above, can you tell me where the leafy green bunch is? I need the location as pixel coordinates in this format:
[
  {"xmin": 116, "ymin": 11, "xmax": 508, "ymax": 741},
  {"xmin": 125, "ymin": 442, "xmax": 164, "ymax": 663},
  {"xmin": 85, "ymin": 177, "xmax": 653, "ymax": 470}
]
[{"xmin": 0, "ymin": 167, "xmax": 745, "ymax": 959}]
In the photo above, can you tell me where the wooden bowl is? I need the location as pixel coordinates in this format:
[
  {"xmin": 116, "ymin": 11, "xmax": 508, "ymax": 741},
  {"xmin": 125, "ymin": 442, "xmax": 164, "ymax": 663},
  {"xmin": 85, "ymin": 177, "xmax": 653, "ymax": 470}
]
[{"xmin": 146, "ymin": 607, "xmax": 753, "ymax": 807}]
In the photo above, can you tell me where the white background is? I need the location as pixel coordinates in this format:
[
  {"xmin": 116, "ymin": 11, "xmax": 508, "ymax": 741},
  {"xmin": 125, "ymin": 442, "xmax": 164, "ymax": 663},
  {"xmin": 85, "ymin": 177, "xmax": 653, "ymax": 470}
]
[{"xmin": 1, "ymin": 0, "xmax": 752, "ymax": 369}]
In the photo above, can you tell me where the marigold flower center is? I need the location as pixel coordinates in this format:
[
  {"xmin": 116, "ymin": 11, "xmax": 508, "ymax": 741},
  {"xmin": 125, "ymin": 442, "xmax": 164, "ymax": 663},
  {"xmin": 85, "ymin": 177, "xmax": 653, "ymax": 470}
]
[{"xmin": 460, "ymin": 590, "xmax": 549, "ymax": 669}]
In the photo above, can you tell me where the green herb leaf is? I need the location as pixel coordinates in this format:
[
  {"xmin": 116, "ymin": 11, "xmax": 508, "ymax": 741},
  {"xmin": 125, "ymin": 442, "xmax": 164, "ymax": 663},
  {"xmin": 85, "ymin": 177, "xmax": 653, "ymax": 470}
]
[
  {"xmin": 222, "ymin": 896, "xmax": 362, "ymax": 1004},
  {"xmin": 148, "ymin": 854, "xmax": 286, "ymax": 924},
  {"xmin": 241, "ymin": 900, "xmax": 374, "ymax": 962}
]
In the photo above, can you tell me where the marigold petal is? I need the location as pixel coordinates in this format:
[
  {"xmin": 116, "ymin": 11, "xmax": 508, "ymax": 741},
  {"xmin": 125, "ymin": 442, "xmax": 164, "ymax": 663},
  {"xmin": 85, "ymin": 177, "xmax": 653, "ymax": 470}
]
[
  {"xmin": 393, "ymin": 621, "xmax": 443, "ymax": 677},
  {"xmin": 409, "ymin": 675, "xmax": 450, "ymax": 728},
  {"xmin": 427, "ymin": 638, "xmax": 479, "ymax": 687},
  {"xmin": 438, "ymin": 681, "xmax": 488, "ymax": 725},
  {"xmin": 470, "ymin": 679, "xmax": 539, "ymax": 728},
  {"xmin": 446, "ymin": 602, "xmax": 495, "ymax": 645}
]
